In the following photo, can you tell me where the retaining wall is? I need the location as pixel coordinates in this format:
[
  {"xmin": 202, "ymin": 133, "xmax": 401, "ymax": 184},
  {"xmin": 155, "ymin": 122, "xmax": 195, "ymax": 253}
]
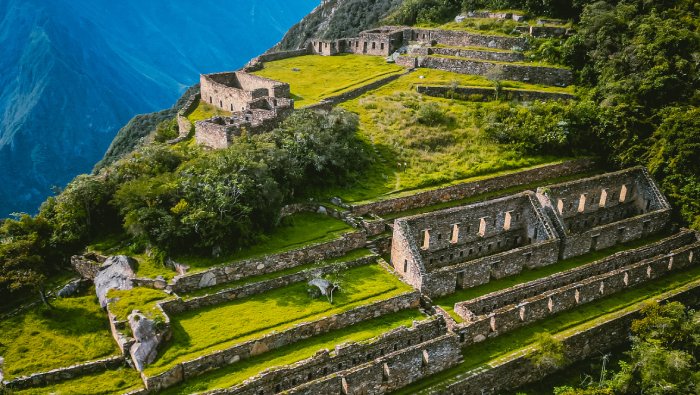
[
  {"xmin": 410, "ymin": 28, "xmax": 528, "ymax": 50},
  {"xmin": 169, "ymin": 232, "xmax": 366, "ymax": 294},
  {"xmin": 303, "ymin": 71, "xmax": 408, "ymax": 110},
  {"xmin": 176, "ymin": 93, "xmax": 200, "ymax": 138},
  {"xmin": 400, "ymin": 55, "xmax": 572, "ymax": 86},
  {"xmin": 453, "ymin": 241, "xmax": 700, "ymax": 346},
  {"xmin": 426, "ymin": 46, "xmax": 524, "ymax": 62},
  {"xmin": 431, "ymin": 276, "xmax": 700, "ymax": 394},
  {"xmin": 161, "ymin": 255, "xmax": 377, "ymax": 314},
  {"xmin": 3, "ymin": 356, "xmax": 125, "ymax": 390},
  {"xmin": 350, "ymin": 159, "xmax": 595, "ymax": 217},
  {"xmin": 205, "ymin": 317, "xmax": 450, "ymax": 394},
  {"xmin": 458, "ymin": 230, "xmax": 697, "ymax": 317},
  {"xmin": 143, "ymin": 292, "xmax": 421, "ymax": 391},
  {"xmin": 417, "ymin": 85, "xmax": 575, "ymax": 102}
]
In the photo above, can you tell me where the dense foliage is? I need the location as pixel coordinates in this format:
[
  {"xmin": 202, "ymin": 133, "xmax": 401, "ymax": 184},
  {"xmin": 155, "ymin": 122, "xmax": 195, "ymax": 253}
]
[
  {"xmin": 0, "ymin": 109, "xmax": 367, "ymax": 302},
  {"xmin": 555, "ymin": 301, "xmax": 700, "ymax": 394},
  {"xmin": 484, "ymin": 0, "xmax": 700, "ymax": 228}
]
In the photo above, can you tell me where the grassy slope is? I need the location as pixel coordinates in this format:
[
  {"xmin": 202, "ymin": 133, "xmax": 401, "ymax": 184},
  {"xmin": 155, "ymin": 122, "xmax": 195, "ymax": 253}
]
[
  {"xmin": 13, "ymin": 367, "xmax": 144, "ymax": 395},
  {"xmin": 147, "ymin": 263, "xmax": 413, "ymax": 374},
  {"xmin": 108, "ymin": 287, "xmax": 170, "ymax": 322},
  {"xmin": 161, "ymin": 309, "xmax": 425, "ymax": 394},
  {"xmin": 397, "ymin": 265, "xmax": 700, "ymax": 394},
  {"xmin": 0, "ymin": 291, "xmax": 118, "ymax": 379},
  {"xmin": 175, "ymin": 212, "xmax": 354, "ymax": 271},
  {"xmin": 187, "ymin": 100, "xmax": 232, "ymax": 123},
  {"xmin": 253, "ymin": 54, "xmax": 404, "ymax": 107},
  {"xmin": 435, "ymin": 233, "xmax": 671, "ymax": 321}
]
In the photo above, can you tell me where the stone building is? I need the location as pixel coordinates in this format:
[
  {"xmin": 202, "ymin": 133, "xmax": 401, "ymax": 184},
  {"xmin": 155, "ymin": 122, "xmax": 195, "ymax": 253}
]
[
  {"xmin": 195, "ymin": 72, "xmax": 294, "ymax": 149},
  {"xmin": 309, "ymin": 26, "xmax": 410, "ymax": 57},
  {"xmin": 391, "ymin": 192, "xmax": 560, "ymax": 297},
  {"xmin": 537, "ymin": 167, "xmax": 671, "ymax": 259}
]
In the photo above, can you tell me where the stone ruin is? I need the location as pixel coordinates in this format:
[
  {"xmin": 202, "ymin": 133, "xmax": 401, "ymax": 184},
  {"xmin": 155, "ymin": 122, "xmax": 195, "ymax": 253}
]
[
  {"xmin": 195, "ymin": 71, "xmax": 294, "ymax": 149},
  {"xmin": 391, "ymin": 168, "xmax": 672, "ymax": 297}
]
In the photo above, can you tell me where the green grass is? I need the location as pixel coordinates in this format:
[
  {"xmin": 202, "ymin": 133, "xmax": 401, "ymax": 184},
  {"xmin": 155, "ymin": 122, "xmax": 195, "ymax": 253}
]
[
  {"xmin": 88, "ymin": 233, "xmax": 176, "ymax": 281},
  {"xmin": 174, "ymin": 212, "xmax": 354, "ymax": 271},
  {"xmin": 183, "ymin": 248, "xmax": 375, "ymax": 298},
  {"xmin": 0, "ymin": 291, "xmax": 119, "ymax": 379},
  {"xmin": 397, "ymin": 265, "xmax": 700, "ymax": 394},
  {"xmin": 146, "ymin": 263, "xmax": 413, "ymax": 374},
  {"xmin": 187, "ymin": 100, "xmax": 232, "ymax": 123},
  {"xmin": 253, "ymin": 54, "xmax": 405, "ymax": 107},
  {"xmin": 434, "ymin": 232, "xmax": 672, "ymax": 322},
  {"xmin": 382, "ymin": 168, "xmax": 599, "ymax": 220},
  {"xmin": 161, "ymin": 309, "xmax": 426, "ymax": 394},
  {"xmin": 107, "ymin": 287, "xmax": 170, "ymax": 322},
  {"xmin": 13, "ymin": 367, "xmax": 143, "ymax": 395}
]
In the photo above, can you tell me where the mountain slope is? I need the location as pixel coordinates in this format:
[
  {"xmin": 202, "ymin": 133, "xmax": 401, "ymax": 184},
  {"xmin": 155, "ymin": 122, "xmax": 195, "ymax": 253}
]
[{"xmin": 0, "ymin": 0, "xmax": 315, "ymax": 217}]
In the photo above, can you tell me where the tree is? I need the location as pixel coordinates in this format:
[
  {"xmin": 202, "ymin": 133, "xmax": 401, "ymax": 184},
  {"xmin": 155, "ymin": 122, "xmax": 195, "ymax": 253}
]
[
  {"xmin": 307, "ymin": 262, "xmax": 347, "ymax": 304},
  {"xmin": 529, "ymin": 332, "xmax": 567, "ymax": 370}
]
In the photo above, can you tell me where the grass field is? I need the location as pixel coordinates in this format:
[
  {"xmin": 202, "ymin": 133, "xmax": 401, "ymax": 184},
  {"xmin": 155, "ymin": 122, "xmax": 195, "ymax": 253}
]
[
  {"xmin": 13, "ymin": 367, "xmax": 143, "ymax": 395},
  {"xmin": 396, "ymin": 264, "xmax": 700, "ymax": 394},
  {"xmin": 434, "ymin": 232, "xmax": 671, "ymax": 321},
  {"xmin": 253, "ymin": 54, "xmax": 404, "ymax": 107},
  {"xmin": 147, "ymin": 263, "xmax": 413, "ymax": 374},
  {"xmin": 174, "ymin": 212, "xmax": 354, "ymax": 271},
  {"xmin": 107, "ymin": 287, "xmax": 170, "ymax": 322},
  {"xmin": 0, "ymin": 291, "xmax": 118, "ymax": 379},
  {"xmin": 187, "ymin": 100, "xmax": 231, "ymax": 123},
  {"xmin": 161, "ymin": 309, "xmax": 426, "ymax": 394}
]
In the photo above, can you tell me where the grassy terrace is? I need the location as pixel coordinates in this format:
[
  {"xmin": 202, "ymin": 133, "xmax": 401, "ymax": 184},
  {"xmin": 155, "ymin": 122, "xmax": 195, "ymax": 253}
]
[
  {"xmin": 147, "ymin": 263, "xmax": 413, "ymax": 374},
  {"xmin": 161, "ymin": 309, "xmax": 426, "ymax": 394},
  {"xmin": 108, "ymin": 287, "xmax": 170, "ymax": 322},
  {"xmin": 88, "ymin": 234, "xmax": 177, "ymax": 281},
  {"xmin": 434, "ymin": 232, "xmax": 672, "ymax": 322},
  {"xmin": 397, "ymin": 264, "xmax": 700, "ymax": 394},
  {"xmin": 382, "ymin": 168, "xmax": 599, "ymax": 220},
  {"xmin": 253, "ymin": 54, "xmax": 405, "ymax": 107},
  {"xmin": 0, "ymin": 291, "xmax": 118, "ymax": 379},
  {"xmin": 183, "ymin": 248, "xmax": 375, "ymax": 298},
  {"xmin": 175, "ymin": 212, "xmax": 354, "ymax": 271},
  {"xmin": 14, "ymin": 367, "xmax": 143, "ymax": 395},
  {"xmin": 187, "ymin": 100, "xmax": 231, "ymax": 123}
]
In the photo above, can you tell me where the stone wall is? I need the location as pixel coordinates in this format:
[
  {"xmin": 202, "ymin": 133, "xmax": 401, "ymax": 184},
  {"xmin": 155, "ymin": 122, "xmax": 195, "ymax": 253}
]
[
  {"xmin": 416, "ymin": 85, "xmax": 575, "ymax": 102},
  {"xmin": 3, "ymin": 356, "xmax": 125, "ymax": 390},
  {"xmin": 391, "ymin": 192, "xmax": 560, "ymax": 297},
  {"xmin": 175, "ymin": 93, "xmax": 200, "ymax": 138},
  {"xmin": 426, "ymin": 46, "xmax": 525, "ymax": 62},
  {"xmin": 410, "ymin": 28, "xmax": 528, "ymax": 50},
  {"xmin": 70, "ymin": 253, "xmax": 106, "ymax": 279},
  {"xmin": 283, "ymin": 334, "xmax": 462, "ymax": 395},
  {"xmin": 143, "ymin": 292, "xmax": 421, "ymax": 391},
  {"xmin": 401, "ymin": 55, "xmax": 572, "ymax": 86},
  {"xmin": 246, "ymin": 48, "xmax": 312, "ymax": 71},
  {"xmin": 433, "ymin": 277, "xmax": 700, "ymax": 394},
  {"xmin": 161, "ymin": 255, "xmax": 376, "ymax": 315},
  {"xmin": 453, "ymin": 240, "xmax": 700, "ymax": 345},
  {"xmin": 350, "ymin": 159, "xmax": 595, "ymax": 217},
  {"xmin": 304, "ymin": 71, "xmax": 408, "ymax": 110},
  {"xmin": 457, "ymin": 230, "xmax": 697, "ymax": 317},
  {"xmin": 200, "ymin": 72, "xmax": 290, "ymax": 113},
  {"xmin": 204, "ymin": 317, "xmax": 451, "ymax": 394},
  {"xmin": 169, "ymin": 231, "xmax": 366, "ymax": 294}
]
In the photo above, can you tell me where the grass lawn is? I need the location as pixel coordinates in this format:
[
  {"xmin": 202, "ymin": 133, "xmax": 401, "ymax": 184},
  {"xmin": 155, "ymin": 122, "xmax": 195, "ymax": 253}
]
[
  {"xmin": 107, "ymin": 287, "xmax": 170, "ymax": 322},
  {"xmin": 147, "ymin": 263, "xmax": 413, "ymax": 374},
  {"xmin": 174, "ymin": 212, "xmax": 354, "ymax": 271},
  {"xmin": 434, "ymin": 232, "xmax": 672, "ymax": 322},
  {"xmin": 397, "ymin": 264, "xmax": 700, "ymax": 394},
  {"xmin": 183, "ymin": 248, "xmax": 375, "ymax": 298},
  {"xmin": 186, "ymin": 100, "xmax": 231, "ymax": 122},
  {"xmin": 302, "ymin": 68, "xmax": 571, "ymax": 203},
  {"xmin": 0, "ymin": 291, "xmax": 118, "ymax": 379},
  {"xmin": 161, "ymin": 309, "xmax": 426, "ymax": 394},
  {"xmin": 252, "ymin": 54, "xmax": 405, "ymax": 107},
  {"xmin": 13, "ymin": 367, "xmax": 143, "ymax": 395}
]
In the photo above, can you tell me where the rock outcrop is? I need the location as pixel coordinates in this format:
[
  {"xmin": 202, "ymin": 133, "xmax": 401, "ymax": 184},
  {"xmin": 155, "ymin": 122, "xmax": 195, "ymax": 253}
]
[
  {"xmin": 94, "ymin": 255, "xmax": 136, "ymax": 308},
  {"xmin": 128, "ymin": 311, "xmax": 168, "ymax": 371}
]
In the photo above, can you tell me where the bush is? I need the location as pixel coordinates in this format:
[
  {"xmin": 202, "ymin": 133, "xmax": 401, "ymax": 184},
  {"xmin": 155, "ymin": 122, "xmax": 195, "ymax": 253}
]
[{"xmin": 417, "ymin": 102, "xmax": 451, "ymax": 126}]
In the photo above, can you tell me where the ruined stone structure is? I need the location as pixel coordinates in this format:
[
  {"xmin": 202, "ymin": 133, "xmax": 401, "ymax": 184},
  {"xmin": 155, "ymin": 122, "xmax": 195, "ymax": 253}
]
[
  {"xmin": 310, "ymin": 26, "xmax": 409, "ymax": 57},
  {"xmin": 196, "ymin": 72, "xmax": 294, "ymax": 149},
  {"xmin": 391, "ymin": 168, "xmax": 672, "ymax": 297},
  {"xmin": 391, "ymin": 192, "xmax": 560, "ymax": 297},
  {"xmin": 537, "ymin": 167, "xmax": 672, "ymax": 259}
]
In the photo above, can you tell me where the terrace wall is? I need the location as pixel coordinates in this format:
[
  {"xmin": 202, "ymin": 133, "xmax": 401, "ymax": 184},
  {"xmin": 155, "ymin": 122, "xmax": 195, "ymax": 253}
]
[
  {"xmin": 283, "ymin": 334, "xmax": 462, "ymax": 395},
  {"xmin": 160, "ymin": 255, "xmax": 377, "ymax": 314},
  {"xmin": 453, "ymin": 241, "xmax": 700, "ymax": 345},
  {"xmin": 435, "ymin": 277, "xmax": 700, "ymax": 394},
  {"xmin": 349, "ymin": 159, "xmax": 595, "ymax": 217},
  {"xmin": 416, "ymin": 85, "xmax": 575, "ymax": 102},
  {"xmin": 457, "ymin": 230, "xmax": 697, "ymax": 318},
  {"xmin": 410, "ymin": 28, "xmax": 528, "ymax": 50},
  {"xmin": 426, "ymin": 46, "xmax": 525, "ymax": 62},
  {"xmin": 400, "ymin": 55, "xmax": 572, "ymax": 86},
  {"xmin": 206, "ymin": 317, "xmax": 450, "ymax": 394},
  {"xmin": 169, "ymin": 232, "xmax": 366, "ymax": 294},
  {"xmin": 3, "ymin": 356, "xmax": 125, "ymax": 390},
  {"xmin": 143, "ymin": 292, "xmax": 421, "ymax": 391}
]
